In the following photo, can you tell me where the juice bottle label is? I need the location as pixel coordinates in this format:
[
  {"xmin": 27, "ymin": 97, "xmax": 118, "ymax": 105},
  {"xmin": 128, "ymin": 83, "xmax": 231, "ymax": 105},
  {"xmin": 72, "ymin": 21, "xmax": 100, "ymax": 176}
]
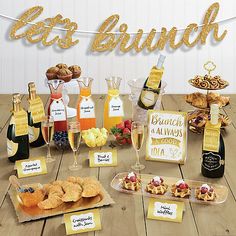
[
  {"xmin": 7, "ymin": 139, "xmax": 18, "ymax": 157},
  {"xmin": 109, "ymin": 97, "xmax": 124, "ymax": 117},
  {"xmin": 29, "ymin": 96, "xmax": 45, "ymax": 123},
  {"xmin": 80, "ymin": 97, "xmax": 95, "ymax": 119},
  {"xmin": 28, "ymin": 126, "xmax": 40, "ymax": 143},
  {"xmin": 50, "ymin": 100, "xmax": 66, "ymax": 121}
]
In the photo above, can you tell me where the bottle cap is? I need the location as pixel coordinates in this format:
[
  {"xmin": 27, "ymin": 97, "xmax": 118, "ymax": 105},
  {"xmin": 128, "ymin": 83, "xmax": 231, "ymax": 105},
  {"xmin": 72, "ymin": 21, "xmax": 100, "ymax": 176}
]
[
  {"xmin": 210, "ymin": 103, "xmax": 219, "ymax": 115},
  {"xmin": 156, "ymin": 54, "xmax": 166, "ymax": 69}
]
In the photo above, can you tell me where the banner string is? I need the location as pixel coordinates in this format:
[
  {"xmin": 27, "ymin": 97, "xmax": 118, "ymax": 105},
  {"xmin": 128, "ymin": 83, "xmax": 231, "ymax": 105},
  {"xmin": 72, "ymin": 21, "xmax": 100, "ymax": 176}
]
[{"xmin": 0, "ymin": 12, "xmax": 236, "ymax": 35}]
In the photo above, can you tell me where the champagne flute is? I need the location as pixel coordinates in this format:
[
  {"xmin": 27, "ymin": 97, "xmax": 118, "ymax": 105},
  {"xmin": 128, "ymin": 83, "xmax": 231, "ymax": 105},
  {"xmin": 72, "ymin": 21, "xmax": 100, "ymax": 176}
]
[
  {"xmin": 68, "ymin": 121, "xmax": 82, "ymax": 171},
  {"xmin": 131, "ymin": 121, "xmax": 145, "ymax": 170},
  {"xmin": 41, "ymin": 115, "xmax": 54, "ymax": 163}
]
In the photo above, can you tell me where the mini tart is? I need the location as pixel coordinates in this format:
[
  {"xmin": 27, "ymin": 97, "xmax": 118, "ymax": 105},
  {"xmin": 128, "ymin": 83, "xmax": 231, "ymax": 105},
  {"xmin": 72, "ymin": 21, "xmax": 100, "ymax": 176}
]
[
  {"xmin": 46, "ymin": 66, "xmax": 59, "ymax": 80},
  {"xmin": 57, "ymin": 68, "xmax": 73, "ymax": 82},
  {"xmin": 56, "ymin": 63, "xmax": 68, "ymax": 69},
  {"xmin": 195, "ymin": 184, "xmax": 216, "ymax": 201},
  {"xmin": 122, "ymin": 172, "xmax": 141, "ymax": 191},
  {"xmin": 68, "ymin": 65, "xmax": 81, "ymax": 79},
  {"xmin": 171, "ymin": 180, "xmax": 191, "ymax": 198},
  {"xmin": 146, "ymin": 176, "xmax": 168, "ymax": 195}
]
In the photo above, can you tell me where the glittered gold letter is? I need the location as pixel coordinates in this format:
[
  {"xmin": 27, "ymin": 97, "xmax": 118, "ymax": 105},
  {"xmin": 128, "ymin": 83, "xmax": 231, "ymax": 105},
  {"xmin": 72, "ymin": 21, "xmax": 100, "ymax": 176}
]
[{"xmin": 200, "ymin": 2, "xmax": 227, "ymax": 44}]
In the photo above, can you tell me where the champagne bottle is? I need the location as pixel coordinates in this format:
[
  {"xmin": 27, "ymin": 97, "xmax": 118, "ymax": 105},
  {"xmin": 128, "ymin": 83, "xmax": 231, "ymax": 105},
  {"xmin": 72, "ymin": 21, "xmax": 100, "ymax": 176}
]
[
  {"xmin": 28, "ymin": 82, "xmax": 45, "ymax": 147},
  {"xmin": 138, "ymin": 54, "xmax": 166, "ymax": 110},
  {"xmin": 202, "ymin": 104, "xmax": 225, "ymax": 178},
  {"xmin": 7, "ymin": 93, "xmax": 29, "ymax": 162}
]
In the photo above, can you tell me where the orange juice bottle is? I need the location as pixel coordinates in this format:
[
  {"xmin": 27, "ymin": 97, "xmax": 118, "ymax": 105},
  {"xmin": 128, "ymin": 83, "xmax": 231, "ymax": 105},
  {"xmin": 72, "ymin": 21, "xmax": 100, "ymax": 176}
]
[
  {"xmin": 77, "ymin": 77, "xmax": 96, "ymax": 130},
  {"xmin": 104, "ymin": 77, "xmax": 124, "ymax": 132}
]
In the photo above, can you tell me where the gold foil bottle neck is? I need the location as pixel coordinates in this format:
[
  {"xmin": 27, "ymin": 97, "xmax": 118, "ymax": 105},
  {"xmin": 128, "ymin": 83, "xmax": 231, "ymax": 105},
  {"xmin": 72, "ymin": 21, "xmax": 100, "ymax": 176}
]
[
  {"xmin": 28, "ymin": 82, "xmax": 37, "ymax": 100},
  {"xmin": 12, "ymin": 93, "xmax": 22, "ymax": 112},
  {"xmin": 210, "ymin": 104, "xmax": 219, "ymax": 125}
]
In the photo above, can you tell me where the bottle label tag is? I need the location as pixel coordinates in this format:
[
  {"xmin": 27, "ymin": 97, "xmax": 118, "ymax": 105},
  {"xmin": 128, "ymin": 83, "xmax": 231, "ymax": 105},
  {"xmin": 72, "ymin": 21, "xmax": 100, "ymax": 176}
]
[
  {"xmin": 50, "ymin": 100, "xmax": 67, "ymax": 121},
  {"xmin": 14, "ymin": 110, "xmax": 28, "ymax": 136},
  {"xmin": 7, "ymin": 139, "xmax": 18, "ymax": 157},
  {"xmin": 140, "ymin": 90, "xmax": 158, "ymax": 108},
  {"xmin": 146, "ymin": 67, "xmax": 163, "ymax": 90},
  {"xmin": 202, "ymin": 152, "xmax": 223, "ymax": 171},
  {"xmin": 80, "ymin": 97, "xmax": 95, "ymax": 119},
  {"xmin": 109, "ymin": 97, "xmax": 124, "ymax": 117},
  {"xmin": 28, "ymin": 126, "xmax": 40, "ymax": 143},
  {"xmin": 203, "ymin": 121, "xmax": 221, "ymax": 152},
  {"xmin": 29, "ymin": 96, "xmax": 45, "ymax": 123}
]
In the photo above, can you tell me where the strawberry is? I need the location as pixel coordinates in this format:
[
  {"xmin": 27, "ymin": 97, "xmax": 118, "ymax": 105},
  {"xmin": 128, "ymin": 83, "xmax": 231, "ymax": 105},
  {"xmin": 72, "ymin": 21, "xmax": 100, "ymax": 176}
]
[
  {"xmin": 201, "ymin": 187, "xmax": 208, "ymax": 194},
  {"xmin": 129, "ymin": 176, "xmax": 137, "ymax": 182},
  {"xmin": 118, "ymin": 138, "xmax": 127, "ymax": 145},
  {"xmin": 116, "ymin": 122, "xmax": 125, "ymax": 130},
  {"xmin": 123, "ymin": 128, "xmax": 131, "ymax": 135},
  {"xmin": 179, "ymin": 183, "xmax": 187, "ymax": 189},
  {"xmin": 160, "ymin": 177, "xmax": 164, "ymax": 183},
  {"xmin": 126, "ymin": 137, "xmax": 132, "ymax": 144},
  {"xmin": 124, "ymin": 120, "xmax": 132, "ymax": 130},
  {"xmin": 115, "ymin": 133, "xmax": 122, "ymax": 139}
]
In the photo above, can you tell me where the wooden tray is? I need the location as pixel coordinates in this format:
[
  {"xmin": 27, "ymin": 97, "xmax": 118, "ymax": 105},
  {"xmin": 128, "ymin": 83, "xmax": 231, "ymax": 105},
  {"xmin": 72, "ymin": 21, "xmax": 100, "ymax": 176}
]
[
  {"xmin": 9, "ymin": 179, "xmax": 115, "ymax": 223},
  {"xmin": 111, "ymin": 172, "xmax": 228, "ymax": 205}
]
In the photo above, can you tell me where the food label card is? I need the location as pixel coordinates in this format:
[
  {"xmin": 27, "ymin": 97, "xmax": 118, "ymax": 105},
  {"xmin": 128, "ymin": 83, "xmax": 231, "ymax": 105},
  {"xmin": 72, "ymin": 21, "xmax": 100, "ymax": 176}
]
[
  {"xmin": 15, "ymin": 157, "xmax": 47, "ymax": 178},
  {"xmin": 64, "ymin": 209, "xmax": 101, "ymax": 235},
  {"xmin": 109, "ymin": 97, "xmax": 124, "ymax": 117},
  {"xmin": 79, "ymin": 97, "xmax": 95, "ymax": 119},
  {"xmin": 147, "ymin": 198, "xmax": 184, "ymax": 223},
  {"xmin": 146, "ymin": 110, "xmax": 187, "ymax": 164},
  {"xmin": 89, "ymin": 149, "xmax": 117, "ymax": 167}
]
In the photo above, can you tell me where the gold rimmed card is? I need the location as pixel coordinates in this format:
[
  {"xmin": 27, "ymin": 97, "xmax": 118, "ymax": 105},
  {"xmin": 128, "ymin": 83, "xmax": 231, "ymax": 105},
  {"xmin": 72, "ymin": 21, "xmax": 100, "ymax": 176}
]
[{"xmin": 89, "ymin": 149, "xmax": 117, "ymax": 167}]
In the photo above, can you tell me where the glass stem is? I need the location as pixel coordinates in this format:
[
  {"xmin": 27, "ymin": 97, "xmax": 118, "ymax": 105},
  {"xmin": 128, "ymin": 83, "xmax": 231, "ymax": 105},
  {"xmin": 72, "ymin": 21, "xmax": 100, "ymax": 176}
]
[
  {"xmin": 73, "ymin": 150, "xmax": 78, "ymax": 167},
  {"xmin": 47, "ymin": 143, "xmax": 51, "ymax": 158},
  {"xmin": 135, "ymin": 150, "xmax": 140, "ymax": 166}
]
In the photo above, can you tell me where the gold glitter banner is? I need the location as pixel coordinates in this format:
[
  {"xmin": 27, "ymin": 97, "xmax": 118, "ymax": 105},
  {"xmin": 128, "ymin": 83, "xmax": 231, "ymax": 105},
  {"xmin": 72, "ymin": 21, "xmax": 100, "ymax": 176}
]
[
  {"xmin": 6, "ymin": 2, "xmax": 227, "ymax": 52},
  {"xmin": 151, "ymin": 137, "xmax": 181, "ymax": 147}
]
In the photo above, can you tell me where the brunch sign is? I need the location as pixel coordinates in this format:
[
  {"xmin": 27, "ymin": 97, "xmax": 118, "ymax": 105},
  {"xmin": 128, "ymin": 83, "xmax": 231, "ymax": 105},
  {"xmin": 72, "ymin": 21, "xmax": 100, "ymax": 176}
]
[
  {"xmin": 146, "ymin": 110, "xmax": 187, "ymax": 164},
  {"xmin": 9, "ymin": 2, "xmax": 226, "ymax": 52}
]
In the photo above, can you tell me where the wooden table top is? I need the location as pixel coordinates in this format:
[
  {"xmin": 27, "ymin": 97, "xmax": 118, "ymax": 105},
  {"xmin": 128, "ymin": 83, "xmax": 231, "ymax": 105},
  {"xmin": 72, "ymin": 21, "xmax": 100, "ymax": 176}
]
[{"xmin": 0, "ymin": 94, "xmax": 236, "ymax": 236}]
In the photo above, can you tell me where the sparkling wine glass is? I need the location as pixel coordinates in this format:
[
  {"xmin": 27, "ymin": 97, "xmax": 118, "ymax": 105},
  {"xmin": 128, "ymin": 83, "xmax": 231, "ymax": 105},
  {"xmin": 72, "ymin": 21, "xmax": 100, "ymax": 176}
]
[
  {"xmin": 41, "ymin": 115, "xmax": 55, "ymax": 163},
  {"xmin": 131, "ymin": 121, "xmax": 145, "ymax": 170},
  {"xmin": 68, "ymin": 121, "xmax": 82, "ymax": 171}
]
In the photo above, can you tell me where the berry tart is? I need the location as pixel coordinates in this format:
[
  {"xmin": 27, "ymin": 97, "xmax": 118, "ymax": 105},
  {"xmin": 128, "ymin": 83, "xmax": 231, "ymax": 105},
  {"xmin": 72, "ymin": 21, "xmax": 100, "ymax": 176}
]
[
  {"xmin": 171, "ymin": 180, "xmax": 191, "ymax": 198},
  {"xmin": 146, "ymin": 176, "xmax": 168, "ymax": 195},
  {"xmin": 122, "ymin": 172, "xmax": 141, "ymax": 191},
  {"xmin": 195, "ymin": 184, "xmax": 216, "ymax": 201}
]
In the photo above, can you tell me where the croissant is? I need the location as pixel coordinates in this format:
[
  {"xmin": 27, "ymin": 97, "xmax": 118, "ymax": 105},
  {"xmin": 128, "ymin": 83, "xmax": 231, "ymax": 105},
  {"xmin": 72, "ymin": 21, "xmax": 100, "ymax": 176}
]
[
  {"xmin": 67, "ymin": 176, "xmax": 84, "ymax": 185},
  {"xmin": 81, "ymin": 178, "xmax": 101, "ymax": 198},
  {"xmin": 61, "ymin": 181, "xmax": 82, "ymax": 202},
  {"xmin": 192, "ymin": 97, "xmax": 208, "ymax": 109},
  {"xmin": 38, "ymin": 184, "xmax": 64, "ymax": 210}
]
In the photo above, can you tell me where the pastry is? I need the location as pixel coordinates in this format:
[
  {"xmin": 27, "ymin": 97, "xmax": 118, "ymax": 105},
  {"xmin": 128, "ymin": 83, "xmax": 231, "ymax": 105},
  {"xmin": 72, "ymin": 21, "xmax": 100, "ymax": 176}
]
[
  {"xmin": 192, "ymin": 96, "xmax": 208, "ymax": 109},
  {"xmin": 81, "ymin": 177, "xmax": 101, "ymax": 198},
  {"xmin": 68, "ymin": 65, "xmax": 81, "ymax": 79},
  {"xmin": 46, "ymin": 66, "xmax": 59, "ymax": 80},
  {"xmin": 146, "ymin": 176, "xmax": 168, "ymax": 195},
  {"xmin": 38, "ymin": 183, "xmax": 64, "ymax": 210},
  {"xmin": 195, "ymin": 184, "xmax": 216, "ymax": 201},
  {"xmin": 60, "ymin": 181, "xmax": 82, "ymax": 202},
  {"xmin": 122, "ymin": 172, "xmax": 141, "ymax": 191},
  {"xmin": 171, "ymin": 180, "xmax": 191, "ymax": 198},
  {"xmin": 56, "ymin": 63, "xmax": 68, "ymax": 69},
  {"xmin": 190, "ymin": 74, "xmax": 228, "ymax": 90},
  {"xmin": 67, "ymin": 176, "xmax": 84, "ymax": 185},
  {"xmin": 18, "ymin": 187, "xmax": 45, "ymax": 208},
  {"xmin": 220, "ymin": 115, "xmax": 231, "ymax": 127},
  {"xmin": 57, "ymin": 68, "xmax": 73, "ymax": 82}
]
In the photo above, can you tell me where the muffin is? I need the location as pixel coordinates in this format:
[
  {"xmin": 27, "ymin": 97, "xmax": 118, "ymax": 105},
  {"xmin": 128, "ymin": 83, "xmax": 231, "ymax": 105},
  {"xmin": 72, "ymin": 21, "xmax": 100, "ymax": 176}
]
[
  {"xmin": 46, "ymin": 67, "xmax": 59, "ymax": 80},
  {"xmin": 56, "ymin": 63, "xmax": 68, "ymax": 69},
  {"xmin": 57, "ymin": 68, "xmax": 73, "ymax": 82},
  {"xmin": 68, "ymin": 65, "xmax": 81, "ymax": 79}
]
